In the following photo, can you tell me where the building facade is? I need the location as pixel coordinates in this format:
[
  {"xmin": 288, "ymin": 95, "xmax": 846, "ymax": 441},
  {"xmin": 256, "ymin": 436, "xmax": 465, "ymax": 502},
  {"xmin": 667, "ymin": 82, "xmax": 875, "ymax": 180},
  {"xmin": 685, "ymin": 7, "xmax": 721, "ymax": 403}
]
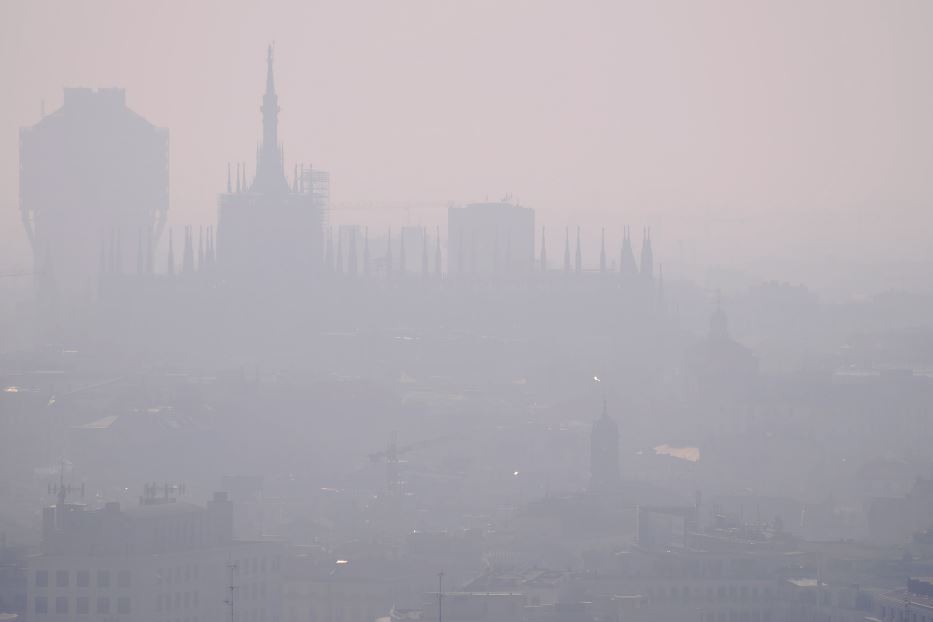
[
  {"xmin": 20, "ymin": 87, "xmax": 168, "ymax": 299},
  {"xmin": 26, "ymin": 491, "xmax": 283, "ymax": 622}
]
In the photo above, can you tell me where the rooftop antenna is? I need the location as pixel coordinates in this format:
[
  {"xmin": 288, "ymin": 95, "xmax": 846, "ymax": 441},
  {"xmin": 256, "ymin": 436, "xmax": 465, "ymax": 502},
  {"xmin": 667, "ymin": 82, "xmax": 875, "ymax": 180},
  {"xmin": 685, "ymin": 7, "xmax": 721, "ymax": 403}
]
[
  {"xmin": 48, "ymin": 460, "xmax": 84, "ymax": 529},
  {"xmin": 437, "ymin": 571, "xmax": 444, "ymax": 622},
  {"xmin": 224, "ymin": 561, "xmax": 239, "ymax": 622},
  {"xmin": 816, "ymin": 552, "xmax": 825, "ymax": 618}
]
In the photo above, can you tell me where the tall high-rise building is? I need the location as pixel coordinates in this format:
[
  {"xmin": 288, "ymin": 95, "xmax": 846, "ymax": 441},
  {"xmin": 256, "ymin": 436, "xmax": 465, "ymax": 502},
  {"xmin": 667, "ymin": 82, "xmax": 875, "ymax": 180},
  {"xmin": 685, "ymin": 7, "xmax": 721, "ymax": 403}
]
[
  {"xmin": 19, "ymin": 88, "xmax": 168, "ymax": 298},
  {"xmin": 218, "ymin": 46, "xmax": 325, "ymax": 283},
  {"xmin": 589, "ymin": 399, "xmax": 621, "ymax": 493}
]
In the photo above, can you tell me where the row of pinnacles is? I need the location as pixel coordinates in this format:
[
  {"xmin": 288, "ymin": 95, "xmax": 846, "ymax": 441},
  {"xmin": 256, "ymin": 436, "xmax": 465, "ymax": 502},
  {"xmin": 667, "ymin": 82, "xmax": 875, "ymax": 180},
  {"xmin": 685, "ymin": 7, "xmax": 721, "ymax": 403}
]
[
  {"xmin": 548, "ymin": 225, "xmax": 655, "ymax": 279},
  {"xmin": 321, "ymin": 226, "xmax": 445, "ymax": 279},
  {"xmin": 313, "ymin": 224, "xmax": 659, "ymax": 283},
  {"xmin": 95, "ymin": 41, "xmax": 663, "ymax": 306},
  {"xmin": 97, "ymin": 221, "xmax": 655, "ymax": 282},
  {"xmin": 107, "ymin": 223, "xmax": 659, "ymax": 287},
  {"xmin": 165, "ymin": 225, "xmax": 217, "ymax": 276},
  {"xmin": 98, "ymin": 226, "xmax": 216, "ymax": 281},
  {"xmin": 97, "ymin": 222, "xmax": 658, "ymax": 284},
  {"xmin": 23, "ymin": 48, "xmax": 664, "ymax": 303}
]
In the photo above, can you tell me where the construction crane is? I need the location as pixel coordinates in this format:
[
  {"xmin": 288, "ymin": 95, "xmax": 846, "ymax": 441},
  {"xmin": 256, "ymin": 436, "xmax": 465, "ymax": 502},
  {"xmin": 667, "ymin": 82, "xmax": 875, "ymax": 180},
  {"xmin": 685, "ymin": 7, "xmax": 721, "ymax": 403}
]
[
  {"xmin": 367, "ymin": 433, "xmax": 458, "ymax": 496},
  {"xmin": 367, "ymin": 433, "xmax": 457, "ymax": 464},
  {"xmin": 331, "ymin": 201, "xmax": 451, "ymax": 211}
]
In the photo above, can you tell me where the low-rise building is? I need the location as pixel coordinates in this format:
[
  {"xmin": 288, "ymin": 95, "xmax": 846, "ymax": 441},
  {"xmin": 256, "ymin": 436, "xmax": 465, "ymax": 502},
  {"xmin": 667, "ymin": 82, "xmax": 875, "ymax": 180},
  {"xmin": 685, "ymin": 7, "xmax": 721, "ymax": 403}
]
[{"xmin": 26, "ymin": 490, "xmax": 283, "ymax": 622}]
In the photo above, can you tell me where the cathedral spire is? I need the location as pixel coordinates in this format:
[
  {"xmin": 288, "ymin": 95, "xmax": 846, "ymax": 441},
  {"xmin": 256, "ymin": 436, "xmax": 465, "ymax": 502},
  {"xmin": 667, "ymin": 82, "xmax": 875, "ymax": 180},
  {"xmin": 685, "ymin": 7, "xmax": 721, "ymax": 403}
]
[
  {"xmin": 205, "ymin": 227, "xmax": 214, "ymax": 269},
  {"xmin": 640, "ymin": 227, "xmax": 654, "ymax": 280},
  {"xmin": 198, "ymin": 226, "xmax": 204, "ymax": 271},
  {"xmin": 563, "ymin": 227, "xmax": 571, "ymax": 273},
  {"xmin": 574, "ymin": 226, "xmax": 582, "ymax": 275},
  {"xmin": 348, "ymin": 229, "xmax": 358, "ymax": 276},
  {"xmin": 657, "ymin": 263, "xmax": 665, "ymax": 315},
  {"xmin": 599, "ymin": 228, "xmax": 606, "ymax": 274},
  {"xmin": 167, "ymin": 228, "xmax": 175, "ymax": 277},
  {"xmin": 335, "ymin": 230, "xmax": 343, "ymax": 275},
  {"xmin": 399, "ymin": 228, "xmax": 407, "ymax": 276},
  {"xmin": 251, "ymin": 44, "xmax": 289, "ymax": 194},
  {"xmin": 363, "ymin": 227, "xmax": 371, "ymax": 277},
  {"xmin": 435, "ymin": 225, "xmax": 442, "ymax": 277},
  {"xmin": 421, "ymin": 227, "xmax": 429, "ymax": 277},
  {"xmin": 621, "ymin": 225, "xmax": 638, "ymax": 280},
  {"xmin": 182, "ymin": 226, "xmax": 194, "ymax": 274},
  {"xmin": 540, "ymin": 226, "xmax": 547, "ymax": 273},
  {"xmin": 385, "ymin": 227, "xmax": 393, "ymax": 279},
  {"xmin": 263, "ymin": 44, "xmax": 278, "ymax": 151}
]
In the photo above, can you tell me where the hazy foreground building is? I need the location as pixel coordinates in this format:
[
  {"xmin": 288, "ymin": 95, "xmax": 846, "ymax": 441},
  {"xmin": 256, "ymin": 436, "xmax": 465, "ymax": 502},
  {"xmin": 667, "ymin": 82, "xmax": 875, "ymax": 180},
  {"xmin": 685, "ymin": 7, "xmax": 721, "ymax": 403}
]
[
  {"xmin": 19, "ymin": 87, "xmax": 168, "ymax": 299},
  {"xmin": 218, "ymin": 46, "xmax": 326, "ymax": 283},
  {"xmin": 26, "ymin": 489, "xmax": 282, "ymax": 622},
  {"xmin": 589, "ymin": 399, "xmax": 621, "ymax": 493}
]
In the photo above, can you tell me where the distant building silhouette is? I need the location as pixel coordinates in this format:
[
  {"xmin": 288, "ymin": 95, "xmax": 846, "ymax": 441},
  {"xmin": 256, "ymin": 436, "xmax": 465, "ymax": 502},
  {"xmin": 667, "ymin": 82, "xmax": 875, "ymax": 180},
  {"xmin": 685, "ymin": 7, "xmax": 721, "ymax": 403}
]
[
  {"xmin": 218, "ymin": 45, "xmax": 325, "ymax": 283},
  {"xmin": 398, "ymin": 226, "xmax": 426, "ymax": 277},
  {"xmin": 20, "ymin": 87, "xmax": 168, "ymax": 299},
  {"xmin": 41, "ymin": 48, "xmax": 672, "ymax": 342},
  {"xmin": 447, "ymin": 201, "xmax": 534, "ymax": 277},
  {"xmin": 684, "ymin": 296, "xmax": 759, "ymax": 402},
  {"xmin": 589, "ymin": 398, "xmax": 621, "ymax": 493}
]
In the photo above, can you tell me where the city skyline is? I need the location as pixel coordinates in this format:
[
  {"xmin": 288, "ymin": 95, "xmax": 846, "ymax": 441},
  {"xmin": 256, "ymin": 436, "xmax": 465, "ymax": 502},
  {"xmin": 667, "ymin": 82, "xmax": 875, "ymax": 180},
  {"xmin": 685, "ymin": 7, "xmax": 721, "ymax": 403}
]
[
  {"xmin": 3, "ymin": 4, "xmax": 933, "ymax": 622},
  {"xmin": 3, "ymin": 1, "xmax": 933, "ymax": 296}
]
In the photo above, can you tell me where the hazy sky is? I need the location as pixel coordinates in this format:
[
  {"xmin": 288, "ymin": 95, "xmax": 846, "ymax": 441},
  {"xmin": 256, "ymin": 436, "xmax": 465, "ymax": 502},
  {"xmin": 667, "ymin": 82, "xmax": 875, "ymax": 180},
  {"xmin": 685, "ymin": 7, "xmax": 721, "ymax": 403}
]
[{"xmin": 2, "ymin": 0, "xmax": 933, "ymax": 292}]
